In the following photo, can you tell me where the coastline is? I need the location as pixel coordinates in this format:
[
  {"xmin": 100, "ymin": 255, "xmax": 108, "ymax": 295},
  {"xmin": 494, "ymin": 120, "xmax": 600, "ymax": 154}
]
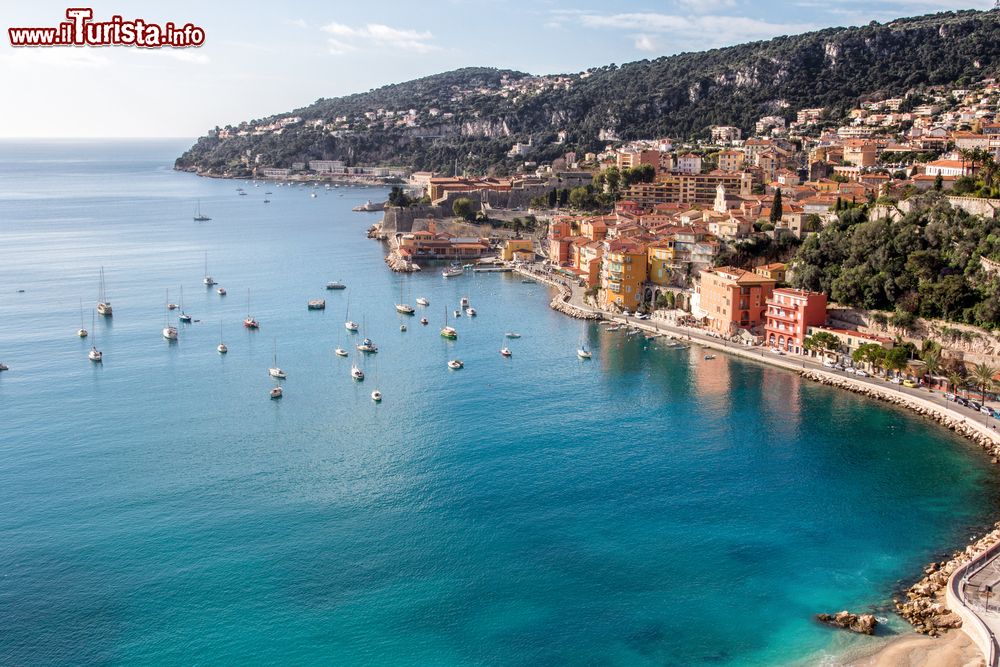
[{"xmin": 511, "ymin": 263, "xmax": 1000, "ymax": 666}]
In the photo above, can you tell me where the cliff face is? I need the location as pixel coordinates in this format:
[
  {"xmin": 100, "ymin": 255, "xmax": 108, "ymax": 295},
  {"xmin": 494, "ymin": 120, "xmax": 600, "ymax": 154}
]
[{"xmin": 176, "ymin": 10, "xmax": 1000, "ymax": 176}]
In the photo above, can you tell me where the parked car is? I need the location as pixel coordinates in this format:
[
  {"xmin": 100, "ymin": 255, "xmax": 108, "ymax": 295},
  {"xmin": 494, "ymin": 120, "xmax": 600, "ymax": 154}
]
[
  {"xmin": 834, "ymin": 364, "xmax": 846, "ymax": 371},
  {"xmin": 771, "ymin": 348, "xmax": 785, "ymax": 356},
  {"xmin": 890, "ymin": 377, "xmax": 902, "ymax": 384},
  {"xmin": 944, "ymin": 392, "xmax": 957, "ymax": 401},
  {"xmin": 823, "ymin": 359, "xmax": 836, "ymax": 368},
  {"xmin": 969, "ymin": 400, "xmax": 983, "ymax": 411},
  {"xmin": 981, "ymin": 406, "xmax": 993, "ymax": 416},
  {"xmin": 903, "ymin": 379, "xmax": 918, "ymax": 388},
  {"xmin": 957, "ymin": 397, "xmax": 970, "ymax": 407},
  {"xmin": 855, "ymin": 370, "xmax": 869, "ymax": 377},
  {"xmin": 992, "ymin": 408, "xmax": 1000, "ymax": 419}
]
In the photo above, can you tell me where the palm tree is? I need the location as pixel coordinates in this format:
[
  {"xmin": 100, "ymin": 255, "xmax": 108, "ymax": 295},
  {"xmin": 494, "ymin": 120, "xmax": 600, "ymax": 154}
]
[
  {"xmin": 969, "ymin": 363, "xmax": 998, "ymax": 403},
  {"xmin": 948, "ymin": 371, "xmax": 966, "ymax": 397},
  {"xmin": 922, "ymin": 349, "xmax": 943, "ymax": 387}
]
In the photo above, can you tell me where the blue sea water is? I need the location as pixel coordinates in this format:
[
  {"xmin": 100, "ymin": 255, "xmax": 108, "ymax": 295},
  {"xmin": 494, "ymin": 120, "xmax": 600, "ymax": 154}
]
[{"xmin": 0, "ymin": 139, "xmax": 998, "ymax": 666}]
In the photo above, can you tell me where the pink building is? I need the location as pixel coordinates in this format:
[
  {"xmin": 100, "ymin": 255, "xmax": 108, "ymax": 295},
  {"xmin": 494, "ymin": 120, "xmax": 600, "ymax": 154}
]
[{"xmin": 764, "ymin": 288, "xmax": 828, "ymax": 354}]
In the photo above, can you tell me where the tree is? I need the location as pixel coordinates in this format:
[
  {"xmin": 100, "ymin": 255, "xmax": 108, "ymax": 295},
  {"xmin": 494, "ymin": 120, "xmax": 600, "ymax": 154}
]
[
  {"xmin": 948, "ymin": 371, "xmax": 966, "ymax": 396},
  {"xmin": 388, "ymin": 186, "xmax": 411, "ymax": 207},
  {"xmin": 770, "ymin": 188, "xmax": 783, "ymax": 224},
  {"xmin": 934, "ymin": 173, "xmax": 944, "ymax": 191},
  {"xmin": 805, "ymin": 330, "xmax": 840, "ymax": 355},
  {"xmin": 547, "ymin": 189, "xmax": 558, "ymax": 207},
  {"xmin": 969, "ymin": 362, "xmax": 998, "ymax": 403},
  {"xmin": 452, "ymin": 197, "xmax": 476, "ymax": 221}
]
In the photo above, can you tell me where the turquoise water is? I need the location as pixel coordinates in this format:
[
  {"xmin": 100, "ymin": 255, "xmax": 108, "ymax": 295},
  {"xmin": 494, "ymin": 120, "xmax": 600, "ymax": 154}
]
[{"xmin": 1, "ymin": 139, "xmax": 998, "ymax": 666}]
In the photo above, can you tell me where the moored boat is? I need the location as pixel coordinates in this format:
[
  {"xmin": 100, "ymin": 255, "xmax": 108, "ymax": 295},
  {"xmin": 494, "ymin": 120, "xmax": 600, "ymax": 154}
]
[
  {"xmin": 217, "ymin": 287, "xmax": 227, "ymax": 296},
  {"xmin": 270, "ymin": 386, "xmax": 283, "ymax": 399},
  {"xmin": 326, "ymin": 281, "xmax": 346, "ymax": 290},
  {"xmin": 96, "ymin": 267, "xmax": 112, "ymax": 317},
  {"xmin": 416, "ymin": 297, "xmax": 429, "ymax": 306},
  {"xmin": 500, "ymin": 347, "xmax": 512, "ymax": 357},
  {"xmin": 505, "ymin": 332, "xmax": 521, "ymax": 339},
  {"xmin": 307, "ymin": 299, "xmax": 326, "ymax": 310},
  {"xmin": 577, "ymin": 345, "xmax": 592, "ymax": 359},
  {"xmin": 447, "ymin": 359, "xmax": 464, "ymax": 370}
]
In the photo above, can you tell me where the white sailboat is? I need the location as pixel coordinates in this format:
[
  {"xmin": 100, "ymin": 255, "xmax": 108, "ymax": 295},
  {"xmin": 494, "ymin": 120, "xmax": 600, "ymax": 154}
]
[
  {"xmin": 268, "ymin": 339, "xmax": 286, "ymax": 378},
  {"xmin": 371, "ymin": 356, "xmax": 382, "ymax": 401},
  {"xmin": 500, "ymin": 339, "xmax": 512, "ymax": 357},
  {"xmin": 77, "ymin": 299, "xmax": 88, "ymax": 338},
  {"xmin": 447, "ymin": 359, "xmax": 464, "ymax": 369},
  {"xmin": 162, "ymin": 290, "xmax": 178, "ymax": 340},
  {"xmin": 203, "ymin": 252, "xmax": 216, "ymax": 286},
  {"xmin": 88, "ymin": 313, "xmax": 102, "ymax": 362},
  {"xmin": 577, "ymin": 343, "xmax": 592, "ymax": 359},
  {"xmin": 395, "ymin": 279, "xmax": 414, "ymax": 314},
  {"xmin": 217, "ymin": 321, "xmax": 228, "ymax": 354},
  {"xmin": 351, "ymin": 352, "xmax": 365, "ymax": 380},
  {"xmin": 416, "ymin": 297, "xmax": 429, "ymax": 306},
  {"xmin": 270, "ymin": 385, "xmax": 283, "ymax": 399},
  {"xmin": 344, "ymin": 297, "xmax": 358, "ymax": 331},
  {"xmin": 96, "ymin": 266, "xmax": 112, "ymax": 317}
]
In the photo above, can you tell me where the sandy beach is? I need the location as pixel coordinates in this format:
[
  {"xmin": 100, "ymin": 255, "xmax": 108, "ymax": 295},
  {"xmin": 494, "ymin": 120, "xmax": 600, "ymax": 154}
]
[{"xmin": 846, "ymin": 629, "xmax": 983, "ymax": 667}]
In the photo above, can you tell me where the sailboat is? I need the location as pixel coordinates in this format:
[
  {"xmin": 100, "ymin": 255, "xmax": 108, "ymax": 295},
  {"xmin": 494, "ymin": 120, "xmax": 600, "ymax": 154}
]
[
  {"xmin": 193, "ymin": 200, "xmax": 211, "ymax": 222},
  {"xmin": 416, "ymin": 297, "xmax": 429, "ymax": 307},
  {"xmin": 77, "ymin": 299, "xmax": 88, "ymax": 338},
  {"xmin": 87, "ymin": 312, "xmax": 102, "ymax": 362},
  {"xmin": 577, "ymin": 343, "xmax": 592, "ymax": 359},
  {"xmin": 203, "ymin": 252, "xmax": 216, "ymax": 286},
  {"xmin": 162, "ymin": 290, "xmax": 178, "ymax": 340},
  {"xmin": 500, "ymin": 339, "xmax": 512, "ymax": 357},
  {"xmin": 356, "ymin": 318, "xmax": 378, "ymax": 353},
  {"xmin": 270, "ymin": 385, "xmax": 283, "ymax": 399},
  {"xmin": 178, "ymin": 286, "xmax": 192, "ymax": 323},
  {"xmin": 217, "ymin": 321, "xmax": 228, "ymax": 354},
  {"xmin": 344, "ymin": 297, "xmax": 358, "ymax": 331},
  {"xmin": 244, "ymin": 289, "xmax": 259, "ymax": 329},
  {"xmin": 96, "ymin": 267, "xmax": 112, "ymax": 317},
  {"xmin": 440, "ymin": 306, "xmax": 458, "ymax": 340},
  {"xmin": 268, "ymin": 339, "xmax": 286, "ymax": 378},
  {"xmin": 351, "ymin": 352, "xmax": 365, "ymax": 380},
  {"xmin": 395, "ymin": 279, "xmax": 414, "ymax": 314}
]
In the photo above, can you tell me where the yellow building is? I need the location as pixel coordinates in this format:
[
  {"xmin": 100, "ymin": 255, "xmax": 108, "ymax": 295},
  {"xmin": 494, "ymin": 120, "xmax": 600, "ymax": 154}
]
[
  {"xmin": 500, "ymin": 238, "xmax": 534, "ymax": 261},
  {"xmin": 754, "ymin": 262, "xmax": 787, "ymax": 283},
  {"xmin": 647, "ymin": 241, "xmax": 674, "ymax": 287},
  {"xmin": 601, "ymin": 240, "xmax": 648, "ymax": 311}
]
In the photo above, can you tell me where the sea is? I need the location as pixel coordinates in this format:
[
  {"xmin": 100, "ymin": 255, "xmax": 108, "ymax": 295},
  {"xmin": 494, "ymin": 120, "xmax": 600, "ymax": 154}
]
[{"xmin": 1, "ymin": 139, "xmax": 998, "ymax": 666}]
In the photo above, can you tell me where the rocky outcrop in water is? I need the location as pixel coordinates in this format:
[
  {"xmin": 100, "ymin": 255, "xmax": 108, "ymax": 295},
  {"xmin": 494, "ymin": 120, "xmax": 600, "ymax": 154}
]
[{"xmin": 816, "ymin": 611, "xmax": 878, "ymax": 635}]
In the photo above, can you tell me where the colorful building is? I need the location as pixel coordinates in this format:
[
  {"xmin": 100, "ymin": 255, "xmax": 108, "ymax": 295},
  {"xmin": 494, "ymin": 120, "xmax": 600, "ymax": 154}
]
[
  {"xmin": 763, "ymin": 288, "xmax": 828, "ymax": 354},
  {"xmin": 500, "ymin": 238, "xmax": 534, "ymax": 261},
  {"xmin": 698, "ymin": 266, "xmax": 776, "ymax": 335},
  {"xmin": 601, "ymin": 240, "xmax": 648, "ymax": 311}
]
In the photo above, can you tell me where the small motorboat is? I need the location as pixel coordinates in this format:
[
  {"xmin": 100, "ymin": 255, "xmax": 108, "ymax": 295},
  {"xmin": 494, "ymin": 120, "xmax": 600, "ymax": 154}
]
[
  {"xmin": 420, "ymin": 317, "xmax": 429, "ymax": 325},
  {"xmin": 307, "ymin": 299, "xmax": 326, "ymax": 310},
  {"xmin": 357, "ymin": 338, "xmax": 378, "ymax": 353},
  {"xmin": 217, "ymin": 287, "xmax": 227, "ymax": 296},
  {"xmin": 345, "ymin": 320, "xmax": 359, "ymax": 331},
  {"xmin": 454, "ymin": 309, "xmax": 461, "ymax": 318},
  {"xmin": 310, "ymin": 193, "xmax": 317, "ymax": 198},
  {"xmin": 167, "ymin": 303, "xmax": 178, "ymax": 310},
  {"xmin": 351, "ymin": 364, "xmax": 365, "ymax": 380},
  {"xmin": 577, "ymin": 346, "xmax": 592, "ymax": 359},
  {"xmin": 505, "ymin": 332, "xmax": 521, "ymax": 339},
  {"xmin": 269, "ymin": 366, "xmax": 286, "ymax": 379},
  {"xmin": 416, "ymin": 297, "xmax": 429, "ymax": 306},
  {"xmin": 371, "ymin": 390, "xmax": 382, "ymax": 402},
  {"xmin": 88, "ymin": 346, "xmax": 103, "ymax": 362},
  {"xmin": 270, "ymin": 386, "xmax": 283, "ymax": 399},
  {"xmin": 521, "ymin": 279, "xmax": 537, "ymax": 285},
  {"xmin": 335, "ymin": 347, "xmax": 348, "ymax": 357},
  {"xmin": 448, "ymin": 359, "xmax": 464, "ymax": 370},
  {"xmin": 244, "ymin": 317, "xmax": 259, "ymax": 329},
  {"xmin": 460, "ymin": 297, "xmax": 469, "ymax": 308},
  {"xmin": 500, "ymin": 347, "xmax": 512, "ymax": 357},
  {"xmin": 326, "ymin": 281, "xmax": 347, "ymax": 290},
  {"xmin": 400, "ymin": 324, "xmax": 407, "ymax": 332},
  {"xmin": 465, "ymin": 307, "xmax": 477, "ymax": 317},
  {"xmin": 440, "ymin": 326, "xmax": 458, "ymax": 340},
  {"xmin": 0, "ymin": 363, "xmax": 8, "ymax": 371},
  {"xmin": 704, "ymin": 354, "xmax": 717, "ymax": 360},
  {"xmin": 203, "ymin": 276, "xmax": 216, "ymax": 286}
]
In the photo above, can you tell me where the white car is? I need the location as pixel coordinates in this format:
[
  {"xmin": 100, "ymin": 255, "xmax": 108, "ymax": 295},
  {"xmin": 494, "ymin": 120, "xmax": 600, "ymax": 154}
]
[
  {"xmin": 823, "ymin": 360, "xmax": 836, "ymax": 368},
  {"xmin": 890, "ymin": 377, "xmax": 902, "ymax": 384},
  {"xmin": 855, "ymin": 370, "xmax": 869, "ymax": 377}
]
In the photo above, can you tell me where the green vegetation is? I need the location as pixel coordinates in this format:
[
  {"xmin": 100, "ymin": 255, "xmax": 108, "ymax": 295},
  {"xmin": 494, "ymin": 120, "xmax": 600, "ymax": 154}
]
[
  {"xmin": 452, "ymin": 197, "xmax": 476, "ymax": 221},
  {"xmin": 176, "ymin": 11, "xmax": 1000, "ymax": 176},
  {"xmin": 792, "ymin": 193, "xmax": 1000, "ymax": 329}
]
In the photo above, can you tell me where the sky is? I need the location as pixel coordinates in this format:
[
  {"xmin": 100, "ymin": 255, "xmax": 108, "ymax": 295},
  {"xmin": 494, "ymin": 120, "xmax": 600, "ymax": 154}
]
[{"xmin": 0, "ymin": 0, "xmax": 995, "ymax": 138}]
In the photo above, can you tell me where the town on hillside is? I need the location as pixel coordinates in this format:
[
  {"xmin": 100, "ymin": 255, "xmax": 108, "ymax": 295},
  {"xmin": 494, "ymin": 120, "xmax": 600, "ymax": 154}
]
[{"xmin": 365, "ymin": 75, "xmax": 1000, "ymax": 405}]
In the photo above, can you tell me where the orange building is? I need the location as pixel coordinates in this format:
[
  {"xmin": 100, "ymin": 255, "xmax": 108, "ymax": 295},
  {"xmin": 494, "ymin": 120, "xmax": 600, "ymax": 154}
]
[
  {"xmin": 764, "ymin": 288, "xmax": 828, "ymax": 354},
  {"xmin": 698, "ymin": 266, "xmax": 776, "ymax": 335}
]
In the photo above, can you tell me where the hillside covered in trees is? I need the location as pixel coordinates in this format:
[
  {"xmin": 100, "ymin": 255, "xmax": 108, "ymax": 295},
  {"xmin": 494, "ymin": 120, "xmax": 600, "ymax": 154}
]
[
  {"xmin": 177, "ymin": 9, "xmax": 1000, "ymax": 176},
  {"xmin": 791, "ymin": 194, "xmax": 1000, "ymax": 330}
]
